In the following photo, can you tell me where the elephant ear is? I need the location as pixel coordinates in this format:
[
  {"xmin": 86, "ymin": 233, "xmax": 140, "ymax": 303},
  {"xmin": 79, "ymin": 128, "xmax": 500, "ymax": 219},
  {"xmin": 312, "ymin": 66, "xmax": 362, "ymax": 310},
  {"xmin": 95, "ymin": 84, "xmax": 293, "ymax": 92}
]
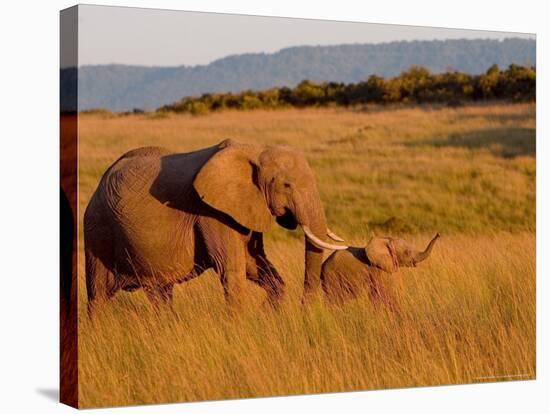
[
  {"xmin": 365, "ymin": 237, "xmax": 399, "ymax": 273},
  {"xmin": 193, "ymin": 142, "xmax": 272, "ymax": 233}
]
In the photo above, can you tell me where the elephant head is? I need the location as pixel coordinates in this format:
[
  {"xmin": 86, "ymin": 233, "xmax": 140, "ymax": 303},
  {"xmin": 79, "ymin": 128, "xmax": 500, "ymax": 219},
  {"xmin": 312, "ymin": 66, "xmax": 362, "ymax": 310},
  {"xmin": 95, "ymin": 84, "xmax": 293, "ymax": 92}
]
[
  {"xmin": 193, "ymin": 139, "xmax": 347, "ymax": 299},
  {"xmin": 366, "ymin": 233, "xmax": 440, "ymax": 273}
]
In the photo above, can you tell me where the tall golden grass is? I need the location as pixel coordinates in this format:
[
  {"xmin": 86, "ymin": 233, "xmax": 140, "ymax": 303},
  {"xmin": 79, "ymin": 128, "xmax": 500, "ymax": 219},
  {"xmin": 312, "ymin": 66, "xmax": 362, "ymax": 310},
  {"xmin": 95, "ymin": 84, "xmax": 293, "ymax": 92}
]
[{"xmin": 77, "ymin": 103, "xmax": 535, "ymax": 407}]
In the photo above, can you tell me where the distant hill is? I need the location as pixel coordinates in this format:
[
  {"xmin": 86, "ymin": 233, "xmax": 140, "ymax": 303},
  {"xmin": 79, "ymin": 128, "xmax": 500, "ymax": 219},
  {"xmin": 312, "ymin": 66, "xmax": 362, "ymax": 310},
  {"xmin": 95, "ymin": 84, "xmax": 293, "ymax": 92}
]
[{"xmin": 62, "ymin": 38, "xmax": 535, "ymax": 111}]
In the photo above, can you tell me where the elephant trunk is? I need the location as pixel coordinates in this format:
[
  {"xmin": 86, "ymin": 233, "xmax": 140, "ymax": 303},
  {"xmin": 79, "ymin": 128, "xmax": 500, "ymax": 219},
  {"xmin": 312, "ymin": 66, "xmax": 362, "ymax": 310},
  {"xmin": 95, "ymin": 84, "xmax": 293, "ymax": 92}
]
[
  {"xmin": 294, "ymin": 188, "xmax": 345, "ymax": 301},
  {"xmin": 414, "ymin": 233, "xmax": 440, "ymax": 264}
]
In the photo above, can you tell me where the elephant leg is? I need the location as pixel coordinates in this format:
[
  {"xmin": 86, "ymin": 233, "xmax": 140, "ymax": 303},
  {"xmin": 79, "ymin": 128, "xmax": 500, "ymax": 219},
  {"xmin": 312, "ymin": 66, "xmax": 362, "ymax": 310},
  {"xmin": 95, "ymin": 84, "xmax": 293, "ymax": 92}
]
[
  {"xmin": 246, "ymin": 255, "xmax": 285, "ymax": 308},
  {"xmin": 246, "ymin": 233, "xmax": 285, "ymax": 307},
  {"xmin": 198, "ymin": 218, "xmax": 248, "ymax": 309},
  {"xmin": 176, "ymin": 264, "xmax": 208, "ymax": 284},
  {"xmin": 218, "ymin": 269, "xmax": 246, "ymax": 310},
  {"xmin": 85, "ymin": 248, "xmax": 117, "ymax": 316},
  {"xmin": 218, "ymin": 239, "xmax": 247, "ymax": 310}
]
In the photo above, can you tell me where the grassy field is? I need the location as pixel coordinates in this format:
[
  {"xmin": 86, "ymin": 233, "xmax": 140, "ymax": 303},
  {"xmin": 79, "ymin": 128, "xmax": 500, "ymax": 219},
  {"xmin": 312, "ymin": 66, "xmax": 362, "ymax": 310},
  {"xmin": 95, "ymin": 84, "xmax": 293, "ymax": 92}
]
[{"xmin": 76, "ymin": 103, "xmax": 535, "ymax": 407}]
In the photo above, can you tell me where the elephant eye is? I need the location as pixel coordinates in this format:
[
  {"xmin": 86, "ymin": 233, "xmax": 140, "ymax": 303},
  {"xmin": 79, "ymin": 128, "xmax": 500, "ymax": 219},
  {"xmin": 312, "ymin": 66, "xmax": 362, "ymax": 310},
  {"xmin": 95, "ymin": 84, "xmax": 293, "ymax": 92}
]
[{"xmin": 284, "ymin": 182, "xmax": 291, "ymax": 188}]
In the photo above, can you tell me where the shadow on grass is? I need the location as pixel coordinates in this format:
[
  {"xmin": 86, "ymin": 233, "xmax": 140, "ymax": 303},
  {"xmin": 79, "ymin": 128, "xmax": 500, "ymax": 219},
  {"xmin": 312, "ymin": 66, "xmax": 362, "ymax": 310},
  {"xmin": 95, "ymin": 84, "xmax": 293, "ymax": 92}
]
[
  {"xmin": 405, "ymin": 127, "xmax": 535, "ymax": 158},
  {"xmin": 369, "ymin": 216, "xmax": 419, "ymax": 234},
  {"xmin": 456, "ymin": 110, "xmax": 534, "ymax": 124}
]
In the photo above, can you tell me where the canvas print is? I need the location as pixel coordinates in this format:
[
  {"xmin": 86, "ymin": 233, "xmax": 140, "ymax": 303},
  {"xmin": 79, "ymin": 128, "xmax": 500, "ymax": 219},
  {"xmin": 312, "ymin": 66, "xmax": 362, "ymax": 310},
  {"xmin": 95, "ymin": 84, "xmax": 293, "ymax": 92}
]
[{"xmin": 60, "ymin": 5, "xmax": 536, "ymax": 408}]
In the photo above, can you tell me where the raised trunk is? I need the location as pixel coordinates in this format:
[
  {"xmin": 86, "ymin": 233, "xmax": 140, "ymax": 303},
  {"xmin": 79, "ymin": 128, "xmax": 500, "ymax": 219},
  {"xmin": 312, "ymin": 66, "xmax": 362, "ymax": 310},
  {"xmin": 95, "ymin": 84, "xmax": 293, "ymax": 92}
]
[{"xmin": 414, "ymin": 233, "xmax": 440, "ymax": 263}]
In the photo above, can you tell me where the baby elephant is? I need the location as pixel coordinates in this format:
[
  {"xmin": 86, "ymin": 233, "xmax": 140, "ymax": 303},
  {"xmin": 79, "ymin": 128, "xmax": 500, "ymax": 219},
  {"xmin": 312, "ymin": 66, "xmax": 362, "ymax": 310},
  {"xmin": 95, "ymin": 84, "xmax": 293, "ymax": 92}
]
[{"xmin": 321, "ymin": 233, "xmax": 440, "ymax": 309}]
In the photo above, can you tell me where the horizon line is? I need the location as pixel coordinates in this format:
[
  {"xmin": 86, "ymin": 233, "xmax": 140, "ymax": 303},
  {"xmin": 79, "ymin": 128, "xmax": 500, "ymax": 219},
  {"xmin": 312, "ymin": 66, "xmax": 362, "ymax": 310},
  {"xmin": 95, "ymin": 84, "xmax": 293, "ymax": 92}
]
[{"xmin": 69, "ymin": 36, "xmax": 535, "ymax": 70}]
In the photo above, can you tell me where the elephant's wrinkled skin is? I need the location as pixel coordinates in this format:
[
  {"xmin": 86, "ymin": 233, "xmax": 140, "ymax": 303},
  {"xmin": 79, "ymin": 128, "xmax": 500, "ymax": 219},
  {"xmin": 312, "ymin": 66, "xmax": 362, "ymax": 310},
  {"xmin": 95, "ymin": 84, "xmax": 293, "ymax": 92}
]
[
  {"xmin": 84, "ymin": 139, "xmax": 346, "ymax": 313},
  {"xmin": 321, "ymin": 234, "xmax": 440, "ymax": 309}
]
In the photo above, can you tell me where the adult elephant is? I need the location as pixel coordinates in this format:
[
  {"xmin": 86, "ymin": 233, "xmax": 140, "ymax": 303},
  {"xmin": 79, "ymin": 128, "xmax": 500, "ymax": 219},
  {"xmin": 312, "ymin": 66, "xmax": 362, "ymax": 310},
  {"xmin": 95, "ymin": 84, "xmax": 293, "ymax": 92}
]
[{"xmin": 84, "ymin": 139, "xmax": 347, "ymax": 313}]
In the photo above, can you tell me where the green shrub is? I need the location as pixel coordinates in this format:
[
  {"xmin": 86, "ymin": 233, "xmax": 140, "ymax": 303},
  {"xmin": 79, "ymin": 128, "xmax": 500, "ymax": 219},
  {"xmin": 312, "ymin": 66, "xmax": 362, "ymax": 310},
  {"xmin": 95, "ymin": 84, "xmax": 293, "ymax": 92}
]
[{"xmin": 159, "ymin": 64, "xmax": 535, "ymax": 115}]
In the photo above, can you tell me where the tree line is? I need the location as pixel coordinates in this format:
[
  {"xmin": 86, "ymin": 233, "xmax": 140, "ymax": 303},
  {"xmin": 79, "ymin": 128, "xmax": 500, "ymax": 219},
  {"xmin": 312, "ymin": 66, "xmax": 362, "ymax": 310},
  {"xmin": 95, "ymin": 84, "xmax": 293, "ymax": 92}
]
[{"xmin": 157, "ymin": 64, "xmax": 535, "ymax": 115}]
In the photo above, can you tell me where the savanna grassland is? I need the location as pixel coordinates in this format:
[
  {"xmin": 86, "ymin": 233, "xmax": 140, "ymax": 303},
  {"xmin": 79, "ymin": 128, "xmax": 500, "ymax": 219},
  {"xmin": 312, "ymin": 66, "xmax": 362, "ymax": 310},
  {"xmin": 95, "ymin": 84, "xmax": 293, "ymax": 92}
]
[{"xmin": 76, "ymin": 103, "xmax": 535, "ymax": 407}]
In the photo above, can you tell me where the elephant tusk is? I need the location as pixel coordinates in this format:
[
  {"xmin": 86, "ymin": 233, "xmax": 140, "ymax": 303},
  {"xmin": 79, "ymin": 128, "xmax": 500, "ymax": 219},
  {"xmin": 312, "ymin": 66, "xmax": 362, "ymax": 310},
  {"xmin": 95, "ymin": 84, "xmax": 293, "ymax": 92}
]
[
  {"xmin": 303, "ymin": 226, "xmax": 348, "ymax": 250},
  {"xmin": 326, "ymin": 228, "xmax": 345, "ymax": 242}
]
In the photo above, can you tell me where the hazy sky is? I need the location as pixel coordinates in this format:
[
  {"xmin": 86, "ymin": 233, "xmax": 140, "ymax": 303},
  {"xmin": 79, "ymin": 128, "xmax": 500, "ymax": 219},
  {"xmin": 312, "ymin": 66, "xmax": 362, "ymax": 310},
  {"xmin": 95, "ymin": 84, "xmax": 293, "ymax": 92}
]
[{"xmin": 75, "ymin": 4, "xmax": 535, "ymax": 68}]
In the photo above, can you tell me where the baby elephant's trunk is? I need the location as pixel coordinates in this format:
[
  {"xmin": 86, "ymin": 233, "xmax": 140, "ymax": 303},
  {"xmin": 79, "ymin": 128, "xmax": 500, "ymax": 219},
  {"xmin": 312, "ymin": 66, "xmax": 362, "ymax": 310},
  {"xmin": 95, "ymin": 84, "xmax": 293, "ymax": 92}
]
[{"xmin": 414, "ymin": 233, "xmax": 440, "ymax": 264}]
